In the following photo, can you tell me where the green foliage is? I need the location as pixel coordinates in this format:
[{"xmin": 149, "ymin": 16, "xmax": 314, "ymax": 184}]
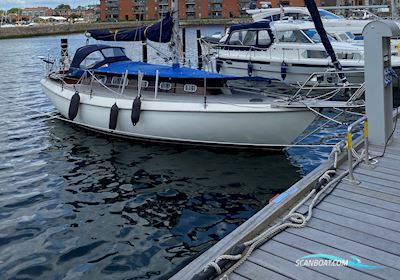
[
  {"xmin": 56, "ymin": 4, "xmax": 72, "ymax": 10},
  {"xmin": 7, "ymin": 8, "xmax": 22, "ymax": 14}
]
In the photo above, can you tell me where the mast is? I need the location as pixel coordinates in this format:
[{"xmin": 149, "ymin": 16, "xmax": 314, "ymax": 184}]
[{"xmin": 171, "ymin": 0, "xmax": 182, "ymax": 67}]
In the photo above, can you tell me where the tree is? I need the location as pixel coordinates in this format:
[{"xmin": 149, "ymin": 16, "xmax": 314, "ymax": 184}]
[
  {"xmin": 7, "ymin": 8, "xmax": 22, "ymax": 14},
  {"xmin": 0, "ymin": 10, "xmax": 5, "ymax": 15},
  {"xmin": 56, "ymin": 4, "xmax": 71, "ymax": 10}
]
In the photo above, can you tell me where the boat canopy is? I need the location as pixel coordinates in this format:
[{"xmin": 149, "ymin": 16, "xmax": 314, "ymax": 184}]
[
  {"xmin": 87, "ymin": 13, "xmax": 173, "ymax": 43},
  {"xmin": 229, "ymin": 21, "xmax": 271, "ymax": 32},
  {"xmin": 70, "ymin": 44, "xmax": 129, "ymax": 68},
  {"xmin": 94, "ymin": 60, "xmax": 271, "ymax": 80}
]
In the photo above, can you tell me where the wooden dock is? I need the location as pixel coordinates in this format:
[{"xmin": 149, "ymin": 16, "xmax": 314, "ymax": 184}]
[{"xmin": 172, "ymin": 113, "xmax": 400, "ymax": 280}]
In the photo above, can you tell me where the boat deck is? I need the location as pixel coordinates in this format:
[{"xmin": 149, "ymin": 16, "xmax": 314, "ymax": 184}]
[{"xmin": 171, "ymin": 115, "xmax": 400, "ymax": 280}]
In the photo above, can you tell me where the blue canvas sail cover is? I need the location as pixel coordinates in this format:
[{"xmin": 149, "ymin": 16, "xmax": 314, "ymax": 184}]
[
  {"xmin": 304, "ymin": 0, "xmax": 348, "ymax": 84},
  {"xmin": 93, "ymin": 61, "xmax": 277, "ymax": 81},
  {"xmin": 87, "ymin": 13, "xmax": 173, "ymax": 43}
]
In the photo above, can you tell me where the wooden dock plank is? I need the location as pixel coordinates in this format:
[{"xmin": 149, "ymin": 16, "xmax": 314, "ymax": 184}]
[
  {"xmin": 274, "ymin": 232, "xmax": 400, "ymax": 279},
  {"xmin": 304, "ymin": 200, "xmax": 400, "ymax": 232},
  {"xmin": 337, "ymin": 182, "xmax": 400, "ymax": 201},
  {"xmin": 338, "ymin": 163, "xmax": 400, "ymax": 180},
  {"xmin": 234, "ymin": 260, "xmax": 293, "ymax": 280},
  {"xmin": 305, "ymin": 217, "xmax": 400, "ymax": 256},
  {"xmin": 369, "ymin": 147, "xmax": 400, "ymax": 160},
  {"xmin": 338, "ymin": 165, "xmax": 400, "ymax": 183},
  {"xmin": 230, "ymin": 273, "xmax": 251, "ymax": 280},
  {"xmin": 285, "ymin": 227, "xmax": 400, "ymax": 269},
  {"xmin": 315, "ymin": 196, "xmax": 400, "ymax": 222},
  {"xmin": 369, "ymin": 157, "xmax": 400, "ymax": 171},
  {"xmin": 247, "ymin": 250, "xmax": 334, "ymax": 280},
  {"xmin": 259, "ymin": 239, "xmax": 382, "ymax": 279},
  {"xmin": 260, "ymin": 239, "xmax": 379, "ymax": 280},
  {"xmin": 330, "ymin": 189, "xmax": 400, "ymax": 212},
  {"xmin": 295, "ymin": 206, "xmax": 400, "ymax": 244},
  {"xmin": 370, "ymin": 155, "xmax": 400, "ymax": 170},
  {"xmin": 357, "ymin": 163, "xmax": 400, "ymax": 176},
  {"xmin": 336, "ymin": 168, "xmax": 400, "ymax": 189}
]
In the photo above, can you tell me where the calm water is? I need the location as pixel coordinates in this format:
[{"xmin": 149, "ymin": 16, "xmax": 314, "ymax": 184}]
[{"xmin": 0, "ymin": 27, "xmax": 349, "ymax": 279}]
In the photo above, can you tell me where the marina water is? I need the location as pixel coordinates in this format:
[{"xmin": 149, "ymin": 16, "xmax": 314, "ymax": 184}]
[{"xmin": 0, "ymin": 27, "xmax": 350, "ymax": 279}]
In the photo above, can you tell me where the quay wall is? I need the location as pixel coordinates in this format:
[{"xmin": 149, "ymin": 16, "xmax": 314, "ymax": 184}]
[{"xmin": 0, "ymin": 18, "xmax": 251, "ymax": 40}]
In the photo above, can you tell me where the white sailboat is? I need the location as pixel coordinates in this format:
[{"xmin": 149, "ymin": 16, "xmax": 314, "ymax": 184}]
[{"xmin": 40, "ymin": 1, "xmax": 363, "ymax": 148}]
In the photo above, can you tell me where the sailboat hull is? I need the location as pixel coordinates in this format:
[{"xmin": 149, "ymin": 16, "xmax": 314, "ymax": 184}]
[{"xmin": 41, "ymin": 78, "xmax": 316, "ymax": 147}]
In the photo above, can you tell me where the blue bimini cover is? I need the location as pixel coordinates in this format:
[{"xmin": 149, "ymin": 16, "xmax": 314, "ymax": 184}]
[
  {"xmin": 94, "ymin": 61, "xmax": 266, "ymax": 80},
  {"xmin": 88, "ymin": 13, "xmax": 173, "ymax": 43}
]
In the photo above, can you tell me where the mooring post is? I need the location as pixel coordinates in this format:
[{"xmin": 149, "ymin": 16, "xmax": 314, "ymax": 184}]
[
  {"xmin": 196, "ymin": 29, "xmax": 203, "ymax": 70},
  {"xmin": 363, "ymin": 21, "xmax": 400, "ymax": 146}
]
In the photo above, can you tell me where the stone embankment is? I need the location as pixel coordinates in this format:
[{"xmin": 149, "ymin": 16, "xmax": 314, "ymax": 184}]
[{"xmin": 0, "ymin": 18, "xmax": 250, "ymax": 39}]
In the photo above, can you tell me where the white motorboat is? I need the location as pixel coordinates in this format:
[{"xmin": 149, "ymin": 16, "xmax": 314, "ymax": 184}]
[
  {"xmin": 248, "ymin": 7, "xmax": 393, "ymax": 38},
  {"xmin": 201, "ymin": 20, "xmax": 400, "ymax": 86},
  {"xmin": 248, "ymin": 6, "xmax": 400, "ymax": 55}
]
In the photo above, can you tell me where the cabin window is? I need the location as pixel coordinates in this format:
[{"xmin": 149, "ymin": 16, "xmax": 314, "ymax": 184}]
[
  {"xmin": 111, "ymin": 76, "xmax": 129, "ymax": 86},
  {"xmin": 228, "ymin": 30, "xmax": 257, "ymax": 46},
  {"xmin": 271, "ymin": 14, "xmax": 281, "ymax": 21},
  {"xmin": 277, "ymin": 30, "xmax": 311, "ymax": 44},
  {"xmin": 303, "ymin": 29, "xmax": 336, "ymax": 43},
  {"xmin": 159, "ymin": 82, "xmax": 172, "ymax": 91},
  {"xmin": 285, "ymin": 13, "xmax": 300, "ymax": 20},
  {"xmin": 305, "ymin": 50, "xmax": 329, "ymax": 59},
  {"xmin": 337, "ymin": 33, "xmax": 350, "ymax": 42},
  {"xmin": 141, "ymin": 80, "xmax": 149, "ymax": 88},
  {"xmin": 101, "ymin": 48, "xmax": 125, "ymax": 58},
  {"xmin": 80, "ymin": 51, "xmax": 104, "ymax": 69},
  {"xmin": 318, "ymin": 10, "xmax": 341, "ymax": 19},
  {"xmin": 336, "ymin": 52, "xmax": 362, "ymax": 60},
  {"xmin": 257, "ymin": 30, "xmax": 271, "ymax": 46},
  {"xmin": 346, "ymin": 32, "xmax": 355, "ymax": 40},
  {"xmin": 94, "ymin": 74, "xmax": 107, "ymax": 84},
  {"xmin": 184, "ymin": 84, "xmax": 198, "ymax": 93}
]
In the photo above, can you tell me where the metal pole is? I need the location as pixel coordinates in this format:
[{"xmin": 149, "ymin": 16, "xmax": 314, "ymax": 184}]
[
  {"xmin": 364, "ymin": 120, "xmax": 370, "ymax": 165},
  {"xmin": 347, "ymin": 130, "xmax": 354, "ymax": 181},
  {"xmin": 203, "ymin": 76, "xmax": 207, "ymax": 109},
  {"xmin": 197, "ymin": 29, "xmax": 203, "ymax": 70},
  {"xmin": 121, "ymin": 70, "xmax": 129, "ymax": 95},
  {"xmin": 154, "ymin": 70, "xmax": 159, "ymax": 99}
]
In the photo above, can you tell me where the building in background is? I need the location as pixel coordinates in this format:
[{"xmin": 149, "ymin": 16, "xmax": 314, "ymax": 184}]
[
  {"xmin": 255, "ymin": 0, "xmax": 321, "ymax": 7},
  {"xmin": 73, "ymin": 5, "xmax": 100, "ymax": 22},
  {"xmin": 21, "ymin": 7, "xmax": 53, "ymax": 21},
  {"xmin": 99, "ymin": 0, "xmax": 243, "ymax": 21}
]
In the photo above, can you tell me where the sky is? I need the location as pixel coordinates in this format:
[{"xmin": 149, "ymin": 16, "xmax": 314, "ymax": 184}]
[{"xmin": 0, "ymin": 0, "xmax": 99, "ymax": 10}]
